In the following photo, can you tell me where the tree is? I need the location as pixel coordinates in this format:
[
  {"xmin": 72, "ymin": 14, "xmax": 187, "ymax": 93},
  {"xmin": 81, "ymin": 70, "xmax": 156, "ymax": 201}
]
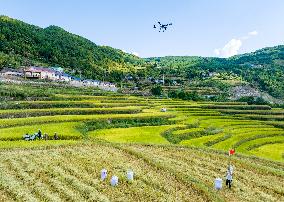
[{"xmin": 151, "ymin": 85, "xmax": 163, "ymax": 96}]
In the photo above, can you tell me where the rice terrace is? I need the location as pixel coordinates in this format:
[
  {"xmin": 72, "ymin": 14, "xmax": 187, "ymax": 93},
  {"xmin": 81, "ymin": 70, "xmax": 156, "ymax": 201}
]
[
  {"xmin": 0, "ymin": 83, "xmax": 283, "ymax": 201},
  {"xmin": 1, "ymin": 1, "xmax": 284, "ymax": 201}
]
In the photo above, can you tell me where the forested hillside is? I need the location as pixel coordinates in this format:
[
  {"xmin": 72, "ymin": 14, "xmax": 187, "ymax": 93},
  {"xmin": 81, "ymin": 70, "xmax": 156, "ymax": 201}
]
[
  {"xmin": 1, "ymin": 16, "xmax": 284, "ymax": 99},
  {"xmin": 0, "ymin": 16, "xmax": 145, "ymax": 81},
  {"xmin": 146, "ymin": 46, "xmax": 284, "ymax": 98}
]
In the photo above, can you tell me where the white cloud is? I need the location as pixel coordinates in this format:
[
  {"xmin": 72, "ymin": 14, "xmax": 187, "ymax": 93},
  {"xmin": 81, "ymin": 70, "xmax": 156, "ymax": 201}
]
[
  {"xmin": 214, "ymin": 38, "xmax": 242, "ymax": 58},
  {"xmin": 248, "ymin": 30, "xmax": 258, "ymax": 36},
  {"xmin": 132, "ymin": 52, "xmax": 139, "ymax": 57},
  {"xmin": 214, "ymin": 31, "xmax": 258, "ymax": 58}
]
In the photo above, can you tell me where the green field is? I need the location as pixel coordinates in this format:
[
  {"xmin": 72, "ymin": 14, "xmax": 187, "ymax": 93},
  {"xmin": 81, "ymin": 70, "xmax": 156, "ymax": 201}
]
[{"xmin": 0, "ymin": 84, "xmax": 283, "ymax": 201}]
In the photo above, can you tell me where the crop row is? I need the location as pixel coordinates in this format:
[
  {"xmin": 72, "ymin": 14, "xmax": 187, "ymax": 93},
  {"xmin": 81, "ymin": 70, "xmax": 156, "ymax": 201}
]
[
  {"xmin": 0, "ymin": 101, "xmax": 149, "ymax": 109},
  {"xmin": 0, "ymin": 144, "xmax": 211, "ymax": 201},
  {"xmin": 218, "ymin": 109, "xmax": 284, "ymax": 115},
  {"xmin": 0, "ymin": 107, "xmax": 143, "ymax": 119},
  {"xmin": 202, "ymin": 105, "xmax": 272, "ymax": 110},
  {"xmin": 0, "ymin": 112, "xmax": 174, "ymax": 129},
  {"xmin": 233, "ymin": 133, "xmax": 284, "ymax": 150},
  {"xmin": 125, "ymin": 144, "xmax": 284, "ymax": 201},
  {"xmin": 239, "ymin": 114, "xmax": 284, "ymax": 121}
]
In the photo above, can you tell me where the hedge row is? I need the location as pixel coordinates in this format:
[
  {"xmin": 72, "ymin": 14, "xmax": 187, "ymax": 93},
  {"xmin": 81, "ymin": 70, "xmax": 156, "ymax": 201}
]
[
  {"xmin": 80, "ymin": 117, "xmax": 176, "ymax": 135},
  {"xmin": 0, "ymin": 113, "xmax": 174, "ymax": 129},
  {"xmin": 202, "ymin": 105, "xmax": 272, "ymax": 110},
  {"xmin": 162, "ymin": 126, "xmax": 222, "ymax": 144},
  {"xmin": 204, "ymin": 133, "xmax": 232, "ymax": 147},
  {"xmin": 240, "ymin": 114, "xmax": 284, "ymax": 121},
  {"xmin": 0, "ymin": 101, "xmax": 148, "ymax": 109},
  {"xmin": 218, "ymin": 109, "xmax": 284, "ymax": 115},
  {"xmin": 198, "ymin": 102, "xmax": 248, "ymax": 105},
  {"xmin": 0, "ymin": 107, "xmax": 143, "ymax": 119},
  {"xmin": 233, "ymin": 133, "xmax": 284, "ymax": 149},
  {"xmin": 247, "ymin": 140, "xmax": 284, "ymax": 151}
]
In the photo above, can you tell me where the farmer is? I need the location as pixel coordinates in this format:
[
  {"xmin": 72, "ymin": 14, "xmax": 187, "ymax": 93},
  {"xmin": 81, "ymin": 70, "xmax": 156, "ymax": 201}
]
[
  {"xmin": 37, "ymin": 129, "xmax": 42, "ymax": 139},
  {"xmin": 23, "ymin": 133, "xmax": 30, "ymax": 141},
  {"xmin": 54, "ymin": 132, "xmax": 59, "ymax": 140},
  {"xmin": 43, "ymin": 133, "xmax": 48, "ymax": 140},
  {"xmin": 225, "ymin": 165, "xmax": 233, "ymax": 189}
]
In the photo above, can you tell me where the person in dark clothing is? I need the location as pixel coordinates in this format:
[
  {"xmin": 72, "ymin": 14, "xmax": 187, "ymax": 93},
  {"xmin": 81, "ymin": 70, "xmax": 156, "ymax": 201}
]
[
  {"xmin": 38, "ymin": 129, "xmax": 42, "ymax": 139},
  {"xmin": 54, "ymin": 132, "xmax": 59, "ymax": 140}
]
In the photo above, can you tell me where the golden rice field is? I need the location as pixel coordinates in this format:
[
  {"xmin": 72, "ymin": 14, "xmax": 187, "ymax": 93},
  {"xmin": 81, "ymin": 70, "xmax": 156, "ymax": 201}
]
[{"xmin": 0, "ymin": 84, "xmax": 283, "ymax": 201}]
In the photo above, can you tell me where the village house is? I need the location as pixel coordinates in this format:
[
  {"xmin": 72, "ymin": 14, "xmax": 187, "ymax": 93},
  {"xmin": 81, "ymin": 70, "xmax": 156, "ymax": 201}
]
[
  {"xmin": 0, "ymin": 68, "xmax": 24, "ymax": 78},
  {"xmin": 59, "ymin": 73, "xmax": 72, "ymax": 82},
  {"xmin": 24, "ymin": 66, "xmax": 61, "ymax": 80},
  {"xmin": 2, "ymin": 66, "xmax": 117, "ymax": 91},
  {"xmin": 83, "ymin": 79, "xmax": 101, "ymax": 87}
]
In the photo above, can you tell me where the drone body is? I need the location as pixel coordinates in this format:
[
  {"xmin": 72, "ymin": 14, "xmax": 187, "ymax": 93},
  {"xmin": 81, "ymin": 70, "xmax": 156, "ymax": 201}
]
[{"xmin": 153, "ymin": 21, "xmax": 173, "ymax": 32}]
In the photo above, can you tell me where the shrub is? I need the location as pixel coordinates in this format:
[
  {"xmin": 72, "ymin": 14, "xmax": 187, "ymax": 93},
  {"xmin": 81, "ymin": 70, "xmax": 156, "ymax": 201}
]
[{"xmin": 151, "ymin": 85, "xmax": 163, "ymax": 96}]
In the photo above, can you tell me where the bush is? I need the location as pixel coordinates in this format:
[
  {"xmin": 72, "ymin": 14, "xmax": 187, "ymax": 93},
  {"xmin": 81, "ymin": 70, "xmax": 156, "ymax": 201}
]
[
  {"xmin": 237, "ymin": 96, "xmax": 269, "ymax": 105},
  {"xmin": 151, "ymin": 85, "xmax": 163, "ymax": 96}
]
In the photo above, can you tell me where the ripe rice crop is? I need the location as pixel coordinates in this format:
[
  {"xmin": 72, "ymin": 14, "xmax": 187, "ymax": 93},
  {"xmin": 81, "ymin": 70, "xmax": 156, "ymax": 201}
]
[{"xmin": 0, "ymin": 143, "xmax": 282, "ymax": 201}]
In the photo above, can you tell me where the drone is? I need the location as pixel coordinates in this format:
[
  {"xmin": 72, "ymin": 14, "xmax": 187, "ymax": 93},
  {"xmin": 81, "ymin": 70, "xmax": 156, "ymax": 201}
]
[{"xmin": 153, "ymin": 21, "xmax": 173, "ymax": 32}]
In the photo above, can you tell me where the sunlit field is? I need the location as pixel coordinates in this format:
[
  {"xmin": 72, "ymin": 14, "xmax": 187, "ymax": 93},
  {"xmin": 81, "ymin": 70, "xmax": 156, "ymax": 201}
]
[{"xmin": 0, "ymin": 85, "xmax": 283, "ymax": 201}]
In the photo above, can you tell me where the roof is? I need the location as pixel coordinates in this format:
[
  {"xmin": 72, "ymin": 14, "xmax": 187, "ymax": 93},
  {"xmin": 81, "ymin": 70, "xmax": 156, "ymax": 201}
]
[
  {"xmin": 71, "ymin": 76, "xmax": 81, "ymax": 81},
  {"xmin": 25, "ymin": 66, "xmax": 58, "ymax": 74},
  {"xmin": 0, "ymin": 68, "xmax": 23, "ymax": 73}
]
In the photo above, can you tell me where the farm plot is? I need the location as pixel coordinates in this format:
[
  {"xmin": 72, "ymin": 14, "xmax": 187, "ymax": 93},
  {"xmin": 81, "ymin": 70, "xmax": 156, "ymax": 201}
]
[{"xmin": 88, "ymin": 125, "xmax": 175, "ymax": 144}]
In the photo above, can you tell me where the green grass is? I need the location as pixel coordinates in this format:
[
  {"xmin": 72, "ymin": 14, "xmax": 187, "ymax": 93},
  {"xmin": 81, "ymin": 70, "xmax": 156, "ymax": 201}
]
[{"xmin": 88, "ymin": 125, "xmax": 173, "ymax": 144}]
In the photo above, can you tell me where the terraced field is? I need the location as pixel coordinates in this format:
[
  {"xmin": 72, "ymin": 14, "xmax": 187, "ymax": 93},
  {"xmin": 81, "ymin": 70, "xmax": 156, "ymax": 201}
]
[
  {"xmin": 0, "ymin": 143, "xmax": 283, "ymax": 202},
  {"xmin": 0, "ymin": 84, "xmax": 283, "ymax": 201},
  {"xmin": 1, "ymin": 92, "xmax": 284, "ymax": 161}
]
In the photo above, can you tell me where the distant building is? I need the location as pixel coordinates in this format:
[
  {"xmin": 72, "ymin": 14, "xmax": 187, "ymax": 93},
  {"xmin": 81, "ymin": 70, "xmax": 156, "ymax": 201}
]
[
  {"xmin": 51, "ymin": 67, "xmax": 64, "ymax": 73},
  {"xmin": 7, "ymin": 66, "xmax": 117, "ymax": 91},
  {"xmin": 0, "ymin": 68, "xmax": 23, "ymax": 77},
  {"xmin": 24, "ymin": 66, "xmax": 60, "ymax": 80},
  {"xmin": 58, "ymin": 73, "xmax": 72, "ymax": 82}
]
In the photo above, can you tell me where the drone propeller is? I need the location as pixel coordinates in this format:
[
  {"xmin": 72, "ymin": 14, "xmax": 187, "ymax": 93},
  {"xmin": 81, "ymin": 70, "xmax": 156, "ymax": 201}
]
[{"xmin": 154, "ymin": 21, "xmax": 173, "ymax": 32}]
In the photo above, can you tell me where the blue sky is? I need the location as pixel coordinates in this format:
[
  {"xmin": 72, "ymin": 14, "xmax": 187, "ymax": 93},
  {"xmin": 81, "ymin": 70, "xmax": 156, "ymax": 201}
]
[{"xmin": 1, "ymin": 0, "xmax": 284, "ymax": 58}]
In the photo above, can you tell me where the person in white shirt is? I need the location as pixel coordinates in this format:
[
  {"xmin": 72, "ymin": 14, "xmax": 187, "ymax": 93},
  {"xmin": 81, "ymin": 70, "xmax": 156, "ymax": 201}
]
[{"xmin": 226, "ymin": 164, "xmax": 233, "ymax": 188}]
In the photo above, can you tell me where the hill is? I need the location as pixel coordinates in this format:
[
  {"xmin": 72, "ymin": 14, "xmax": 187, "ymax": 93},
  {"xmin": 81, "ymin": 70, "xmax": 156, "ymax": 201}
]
[
  {"xmin": 146, "ymin": 46, "xmax": 284, "ymax": 99},
  {"xmin": 0, "ymin": 15, "xmax": 145, "ymax": 81}
]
